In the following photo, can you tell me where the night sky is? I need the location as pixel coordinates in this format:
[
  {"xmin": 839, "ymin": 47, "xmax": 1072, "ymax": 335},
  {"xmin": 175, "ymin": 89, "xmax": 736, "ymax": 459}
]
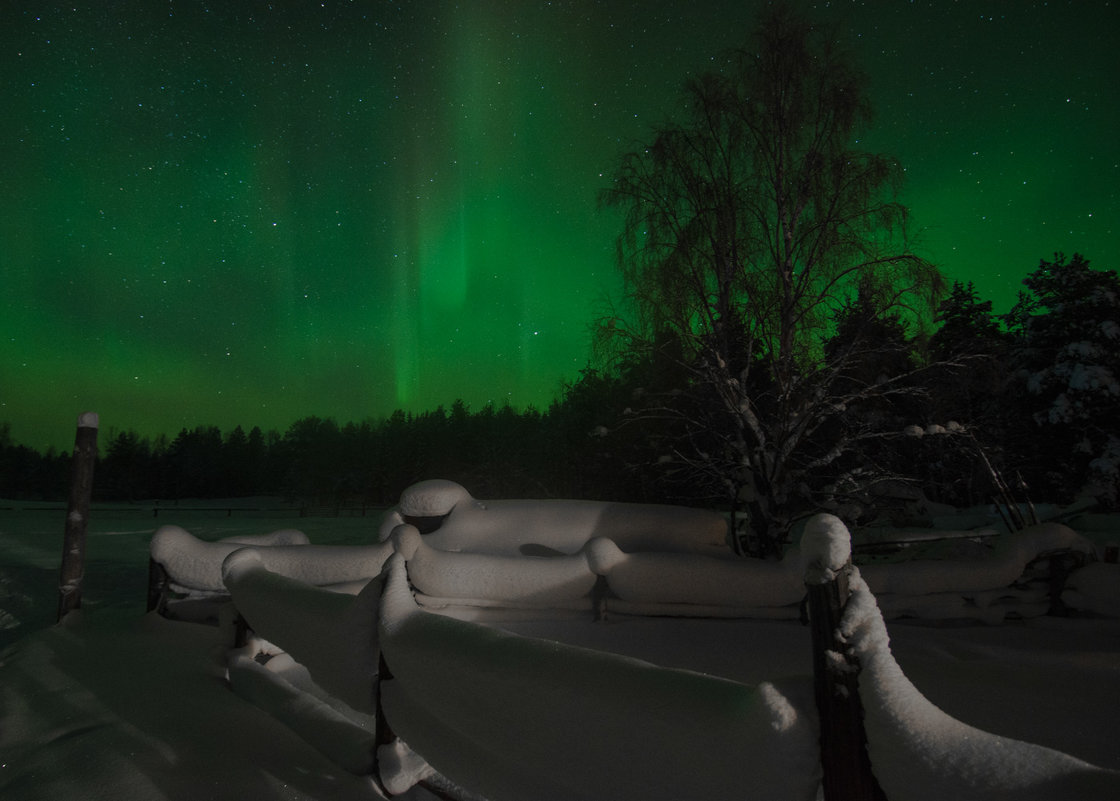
[{"xmin": 2, "ymin": 1, "xmax": 1117, "ymax": 452}]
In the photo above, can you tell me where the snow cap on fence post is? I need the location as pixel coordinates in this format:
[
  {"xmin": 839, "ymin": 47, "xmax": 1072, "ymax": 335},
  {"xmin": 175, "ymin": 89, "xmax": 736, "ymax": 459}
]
[
  {"xmin": 390, "ymin": 524, "xmax": 422, "ymax": 560},
  {"xmin": 585, "ymin": 537, "xmax": 626, "ymax": 576},
  {"xmin": 800, "ymin": 514, "xmax": 852, "ymax": 585},
  {"xmin": 221, "ymin": 546, "xmax": 266, "ymax": 586}
]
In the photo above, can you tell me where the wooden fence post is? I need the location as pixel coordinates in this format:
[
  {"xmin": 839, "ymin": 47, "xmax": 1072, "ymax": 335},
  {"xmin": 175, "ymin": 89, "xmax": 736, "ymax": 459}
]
[
  {"xmin": 802, "ymin": 516, "xmax": 886, "ymax": 801},
  {"xmin": 57, "ymin": 412, "xmax": 99, "ymax": 622},
  {"xmin": 147, "ymin": 558, "xmax": 169, "ymax": 613}
]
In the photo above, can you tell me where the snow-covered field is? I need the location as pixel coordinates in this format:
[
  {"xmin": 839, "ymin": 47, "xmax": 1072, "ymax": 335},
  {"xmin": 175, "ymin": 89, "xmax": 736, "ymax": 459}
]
[{"xmin": 2, "ymin": 500, "xmax": 1120, "ymax": 800}]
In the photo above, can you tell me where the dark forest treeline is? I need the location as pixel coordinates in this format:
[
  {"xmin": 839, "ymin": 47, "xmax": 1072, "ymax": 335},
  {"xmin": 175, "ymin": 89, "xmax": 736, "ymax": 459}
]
[
  {"xmin": 2, "ymin": 254, "xmax": 1118, "ymax": 517},
  {"xmin": 0, "ymin": 397, "xmax": 647, "ymax": 506}
]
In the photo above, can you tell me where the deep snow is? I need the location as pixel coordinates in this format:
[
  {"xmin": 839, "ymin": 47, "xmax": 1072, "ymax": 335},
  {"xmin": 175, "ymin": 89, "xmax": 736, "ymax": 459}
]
[{"xmin": 2, "ymin": 500, "xmax": 1120, "ymax": 800}]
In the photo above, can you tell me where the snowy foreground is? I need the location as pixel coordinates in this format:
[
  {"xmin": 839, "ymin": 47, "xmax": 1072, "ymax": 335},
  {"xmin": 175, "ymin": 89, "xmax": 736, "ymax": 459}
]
[{"xmin": 2, "ymin": 495, "xmax": 1120, "ymax": 800}]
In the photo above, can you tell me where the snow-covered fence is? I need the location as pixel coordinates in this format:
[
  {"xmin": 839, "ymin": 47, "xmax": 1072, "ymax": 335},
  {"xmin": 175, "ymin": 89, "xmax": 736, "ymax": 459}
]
[
  {"xmin": 213, "ymin": 511, "xmax": 1120, "ymax": 800},
  {"xmin": 375, "ymin": 550, "xmax": 821, "ymax": 801},
  {"xmin": 216, "ymin": 540, "xmax": 823, "ymax": 799}
]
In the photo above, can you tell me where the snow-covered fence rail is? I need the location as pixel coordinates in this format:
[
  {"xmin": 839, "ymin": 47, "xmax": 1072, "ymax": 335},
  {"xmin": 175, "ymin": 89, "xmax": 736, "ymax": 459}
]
[
  {"xmin": 375, "ymin": 550, "xmax": 821, "ymax": 800},
  {"xmin": 378, "ymin": 478, "xmax": 731, "ymax": 557},
  {"xmin": 392, "ymin": 519, "xmax": 1101, "ymax": 623},
  {"xmin": 391, "ymin": 524, "xmax": 603, "ymax": 611},
  {"xmin": 860, "ymin": 522, "xmax": 1096, "ymax": 621},
  {"xmin": 146, "ymin": 524, "xmax": 392, "ymax": 618},
  {"xmin": 217, "ymin": 544, "xmax": 823, "ymax": 799}
]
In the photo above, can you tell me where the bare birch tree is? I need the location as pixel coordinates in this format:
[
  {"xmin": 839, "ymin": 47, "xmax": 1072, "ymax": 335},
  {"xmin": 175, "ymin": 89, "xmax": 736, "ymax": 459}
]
[{"xmin": 599, "ymin": 4, "xmax": 942, "ymax": 556}]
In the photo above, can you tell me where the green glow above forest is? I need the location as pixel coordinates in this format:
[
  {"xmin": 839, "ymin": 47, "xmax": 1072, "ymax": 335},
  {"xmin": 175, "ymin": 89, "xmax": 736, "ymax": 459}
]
[{"xmin": 1, "ymin": 1, "xmax": 1116, "ymax": 451}]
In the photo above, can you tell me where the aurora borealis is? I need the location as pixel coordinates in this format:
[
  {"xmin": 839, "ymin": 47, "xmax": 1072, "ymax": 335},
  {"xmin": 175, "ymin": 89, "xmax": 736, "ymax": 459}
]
[{"xmin": 2, "ymin": 2, "xmax": 1117, "ymax": 452}]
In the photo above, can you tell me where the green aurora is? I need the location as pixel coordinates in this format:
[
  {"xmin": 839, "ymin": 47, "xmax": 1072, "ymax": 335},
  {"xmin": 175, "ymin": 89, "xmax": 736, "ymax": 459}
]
[{"xmin": 2, "ymin": 1, "xmax": 1117, "ymax": 452}]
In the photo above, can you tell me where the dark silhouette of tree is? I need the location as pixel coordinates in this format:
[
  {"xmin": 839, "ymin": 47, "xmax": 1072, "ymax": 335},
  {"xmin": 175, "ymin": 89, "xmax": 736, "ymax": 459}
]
[
  {"xmin": 1006, "ymin": 253, "xmax": 1120, "ymax": 506},
  {"xmin": 166, "ymin": 426, "xmax": 225, "ymax": 498},
  {"xmin": 930, "ymin": 281, "xmax": 1005, "ymax": 361},
  {"xmin": 0, "ymin": 423, "xmax": 68, "ymax": 500},
  {"xmin": 222, "ymin": 425, "xmax": 252, "ymax": 497},
  {"xmin": 100, "ymin": 430, "xmax": 152, "ymax": 501},
  {"xmin": 914, "ymin": 281, "xmax": 1013, "ymax": 507},
  {"xmin": 278, "ymin": 416, "xmax": 344, "ymax": 505},
  {"xmin": 598, "ymin": 3, "xmax": 941, "ymax": 554}
]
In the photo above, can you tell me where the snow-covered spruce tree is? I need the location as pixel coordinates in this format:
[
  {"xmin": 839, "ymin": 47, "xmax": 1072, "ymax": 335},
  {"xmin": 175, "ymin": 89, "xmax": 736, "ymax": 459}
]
[
  {"xmin": 598, "ymin": 4, "xmax": 941, "ymax": 557},
  {"xmin": 1005, "ymin": 253, "xmax": 1120, "ymax": 507}
]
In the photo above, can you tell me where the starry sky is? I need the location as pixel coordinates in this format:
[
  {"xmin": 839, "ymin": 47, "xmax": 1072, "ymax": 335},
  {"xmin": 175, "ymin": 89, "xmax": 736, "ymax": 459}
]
[{"xmin": 2, "ymin": 1, "xmax": 1117, "ymax": 452}]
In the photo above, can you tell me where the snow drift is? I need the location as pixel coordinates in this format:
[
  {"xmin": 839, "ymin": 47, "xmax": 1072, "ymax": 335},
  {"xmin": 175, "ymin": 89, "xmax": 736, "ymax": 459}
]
[{"xmin": 151, "ymin": 524, "xmax": 392, "ymax": 595}]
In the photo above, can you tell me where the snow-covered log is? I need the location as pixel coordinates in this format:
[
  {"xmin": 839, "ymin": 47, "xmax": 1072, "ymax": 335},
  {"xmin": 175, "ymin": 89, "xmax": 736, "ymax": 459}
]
[
  {"xmin": 839, "ymin": 565, "xmax": 1120, "ymax": 800},
  {"xmin": 378, "ymin": 479, "xmax": 730, "ymax": 557},
  {"xmin": 377, "ymin": 553, "xmax": 821, "ymax": 801}
]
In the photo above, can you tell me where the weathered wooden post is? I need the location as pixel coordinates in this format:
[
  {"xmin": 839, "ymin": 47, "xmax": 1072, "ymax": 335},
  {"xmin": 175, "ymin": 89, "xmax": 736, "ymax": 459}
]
[
  {"xmin": 146, "ymin": 558, "xmax": 169, "ymax": 613},
  {"xmin": 801, "ymin": 514, "xmax": 886, "ymax": 801},
  {"xmin": 57, "ymin": 412, "xmax": 99, "ymax": 621}
]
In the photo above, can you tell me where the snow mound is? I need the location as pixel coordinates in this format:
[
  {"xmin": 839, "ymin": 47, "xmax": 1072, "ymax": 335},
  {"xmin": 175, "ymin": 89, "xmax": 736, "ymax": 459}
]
[
  {"xmin": 839, "ymin": 565, "xmax": 1120, "ymax": 800},
  {"xmin": 149, "ymin": 525, "xmax": 311, "ymax": 592},
  {"xmin": 377, "ymin": 553, "xmax": 820, "ymax": 801}
]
